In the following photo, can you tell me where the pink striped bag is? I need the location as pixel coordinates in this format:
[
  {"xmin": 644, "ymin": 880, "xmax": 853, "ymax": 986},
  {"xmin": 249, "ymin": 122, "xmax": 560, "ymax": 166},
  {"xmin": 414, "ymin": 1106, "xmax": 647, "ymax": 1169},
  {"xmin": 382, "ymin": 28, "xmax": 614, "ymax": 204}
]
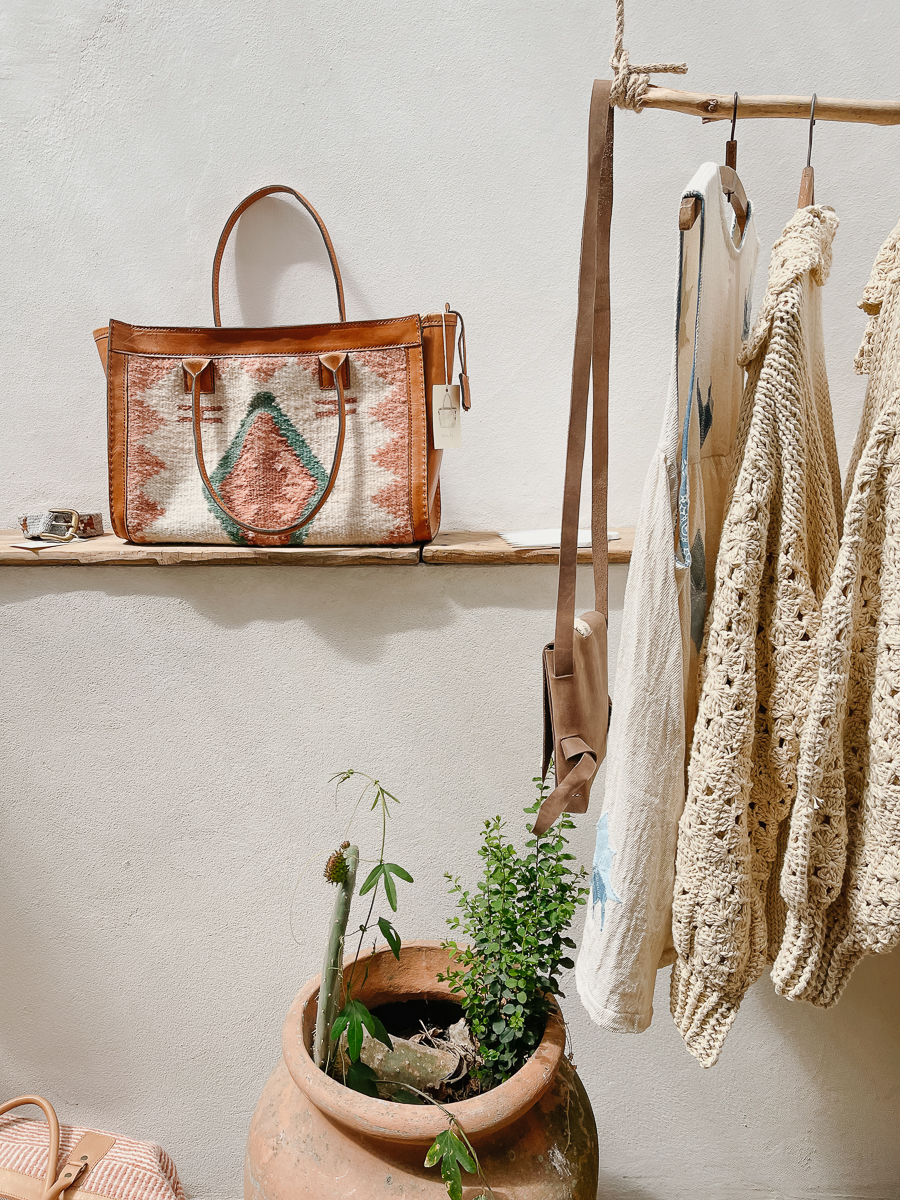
[{"xmin": 0, "ymin": 1097, "xmax": 184, "ymax": 1200}]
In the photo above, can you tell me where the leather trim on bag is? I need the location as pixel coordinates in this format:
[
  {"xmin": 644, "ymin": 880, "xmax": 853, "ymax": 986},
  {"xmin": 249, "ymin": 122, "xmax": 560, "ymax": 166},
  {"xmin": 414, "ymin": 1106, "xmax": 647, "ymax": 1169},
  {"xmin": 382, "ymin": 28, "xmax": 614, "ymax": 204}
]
[
  {"xmin": 317, "ymin": 355, "xmax": 351, "ymax": 390},
  {"xmin": 62, "ymin": 1132, "xmax": 117, "ymax": 1179},
  {"xmin": 405, "ymin": 327, "xmax": 430, "ymax": 542},
  {"xmin": 106, "ymin": 325, "xmax": 128, "ymax": 540},
  {"xmin": 109, "ymin": 317, "xmax": 421, "ymax": 359},
  {"xmin": 0, "ymin": 1170, "xmax": 119, "ymax": 1200}
]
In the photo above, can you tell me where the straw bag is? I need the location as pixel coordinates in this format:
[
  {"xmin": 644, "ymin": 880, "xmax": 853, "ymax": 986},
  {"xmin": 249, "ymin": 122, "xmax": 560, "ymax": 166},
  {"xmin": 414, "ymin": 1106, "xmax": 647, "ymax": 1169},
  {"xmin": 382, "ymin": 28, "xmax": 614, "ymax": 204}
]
[
  {"xmin": 0, "ymin": 1096, "xmax": 184, "ymax": 1200},
  {"xmin": 93, "ymin": 185, "xmax": 468, "ymax": 546},
  {"xmin": 534, "ymin": 80, "xmax": 613, "ymax": 835}
]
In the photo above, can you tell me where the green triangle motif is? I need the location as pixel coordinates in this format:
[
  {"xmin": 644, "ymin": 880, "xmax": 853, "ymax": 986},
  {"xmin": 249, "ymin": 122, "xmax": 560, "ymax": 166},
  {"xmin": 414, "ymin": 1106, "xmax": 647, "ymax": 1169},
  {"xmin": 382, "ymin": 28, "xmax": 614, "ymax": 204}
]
[{"xmin": 206, "ymin": 392, "xmax": 328, "ymax": 545}]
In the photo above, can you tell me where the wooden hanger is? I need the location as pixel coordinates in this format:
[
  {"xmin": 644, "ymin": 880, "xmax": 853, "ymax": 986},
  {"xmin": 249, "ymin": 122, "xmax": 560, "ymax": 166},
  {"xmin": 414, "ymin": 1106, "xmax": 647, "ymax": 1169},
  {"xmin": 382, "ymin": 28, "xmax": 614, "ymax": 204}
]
[
  {"xmin": 679, "ymin": 93, "xmax": 749, "ymax": 236},
  {"xmin": 798, "ymin": 94, "xmax": 816, "ymax": 206}
]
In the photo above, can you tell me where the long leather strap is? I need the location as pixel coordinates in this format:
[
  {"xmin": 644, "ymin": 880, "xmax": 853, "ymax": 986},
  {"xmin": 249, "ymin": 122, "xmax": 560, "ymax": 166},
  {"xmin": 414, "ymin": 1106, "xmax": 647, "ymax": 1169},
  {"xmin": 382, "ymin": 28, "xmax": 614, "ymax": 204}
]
[
  {"xmin": 211, "ymin": 184, "xmax": 347, "ymax": 325},
  {"xmin": 183, "ymin": 352, "xmax": 349, "ymax": 536},
  {"xmin": 552, "ymin": 80, "xmax": 613, "ymax": 677}
]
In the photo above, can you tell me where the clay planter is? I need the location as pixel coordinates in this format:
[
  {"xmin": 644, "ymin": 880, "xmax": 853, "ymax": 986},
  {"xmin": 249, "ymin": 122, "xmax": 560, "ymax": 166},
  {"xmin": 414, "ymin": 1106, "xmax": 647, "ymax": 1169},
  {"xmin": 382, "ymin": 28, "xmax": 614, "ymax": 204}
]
[{"xmin": 246, "ymin": 941, "xmax": 599, "ymax": 1200}]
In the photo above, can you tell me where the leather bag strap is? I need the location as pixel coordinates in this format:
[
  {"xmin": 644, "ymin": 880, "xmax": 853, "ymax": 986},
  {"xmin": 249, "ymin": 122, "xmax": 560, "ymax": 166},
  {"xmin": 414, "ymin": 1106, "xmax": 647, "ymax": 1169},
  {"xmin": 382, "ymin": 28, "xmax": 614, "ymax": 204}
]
[
  {"xmin": 183, "ymin": 352, "xmax": 349, "ymax": 536},
  {"xmin": 552, "ymin": 80, "xmax": 613, "ymax": 677},
  {"xmin": 0, "ymin": 1096, "xmax": 61, "ymax": 1192},
  {"xmin": 211, "ymin": 184, "xmax": 347, "ymax": 325}
]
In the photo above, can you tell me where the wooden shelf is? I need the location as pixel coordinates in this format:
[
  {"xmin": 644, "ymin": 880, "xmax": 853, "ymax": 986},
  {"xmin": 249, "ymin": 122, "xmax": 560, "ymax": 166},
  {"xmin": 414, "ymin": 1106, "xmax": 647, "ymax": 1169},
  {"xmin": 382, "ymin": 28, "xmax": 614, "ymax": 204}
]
[
  {"xmin": 422, "ymin": 529, "xmax": 635, "ymax": 565},
  {"xmin": 0, "ymin": 531, "xmax": 420, "ymax": 567},
  {"xmin": 0, "ymin": 529, "xmax": 635, "ymax": 567}
]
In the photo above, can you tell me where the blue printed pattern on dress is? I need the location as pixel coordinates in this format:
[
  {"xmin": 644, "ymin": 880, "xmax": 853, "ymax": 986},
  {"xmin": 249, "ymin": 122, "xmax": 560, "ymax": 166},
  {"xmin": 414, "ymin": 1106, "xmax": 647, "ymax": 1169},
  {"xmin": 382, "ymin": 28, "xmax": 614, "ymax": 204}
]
[
  {"xmin": 591, "ymin": 813, "xmax": 623, "ymax": 929},
  {"xmin": 690, "ymin": 529, "xmax": 708, "ymax": 650},
  {"xmin": 742, "ymin": 287, "xmax": 753, "ymax": 341},
  {"xmin": 697, "ymin": 382, "xmax": 714, "ymax": 446},
  {"xmin": 677, "ymin": 197, "xmax": 706, "ymax": 567}
]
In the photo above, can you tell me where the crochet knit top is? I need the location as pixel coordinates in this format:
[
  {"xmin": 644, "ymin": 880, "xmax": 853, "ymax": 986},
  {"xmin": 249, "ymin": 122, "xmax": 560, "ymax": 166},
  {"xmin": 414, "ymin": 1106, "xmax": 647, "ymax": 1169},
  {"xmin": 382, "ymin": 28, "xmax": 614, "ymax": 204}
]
[
  {"xmin": 772, "ymin": 212, "xmax": 900, "ymax": 1005},
  {"xmin": 669, "ymin": 206, "xmax": 843, "ymax": 1067}
]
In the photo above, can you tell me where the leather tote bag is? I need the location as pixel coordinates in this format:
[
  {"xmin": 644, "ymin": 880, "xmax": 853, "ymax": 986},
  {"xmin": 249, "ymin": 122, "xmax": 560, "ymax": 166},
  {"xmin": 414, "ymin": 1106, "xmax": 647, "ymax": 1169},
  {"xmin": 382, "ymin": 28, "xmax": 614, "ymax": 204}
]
[
  {"xmin": 93, "ymin": 185, "xmax": 467, "ymax": 546},
  {"xmin": 533, "ymin": 80, "xmax": 613, "ymax": 836},
  {"xmin": 0, "ymin": 1095, "xmax": 184, "ymax": 1200}
]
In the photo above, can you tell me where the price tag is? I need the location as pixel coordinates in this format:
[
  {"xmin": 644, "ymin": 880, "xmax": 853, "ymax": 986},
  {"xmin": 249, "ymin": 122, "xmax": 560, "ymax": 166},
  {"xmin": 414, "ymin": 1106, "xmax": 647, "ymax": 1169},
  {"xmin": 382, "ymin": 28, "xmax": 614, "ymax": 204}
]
[{"xmin": 432, "ymin": 384, "xmax": 462, "ymax": 449}]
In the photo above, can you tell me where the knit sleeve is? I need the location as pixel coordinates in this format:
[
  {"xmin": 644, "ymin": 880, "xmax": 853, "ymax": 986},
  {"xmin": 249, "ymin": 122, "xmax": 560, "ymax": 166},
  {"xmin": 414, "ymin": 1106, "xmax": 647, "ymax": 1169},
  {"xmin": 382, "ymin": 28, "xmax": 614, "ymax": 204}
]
[
  {"xmin": 668, "ymin": 353, "xmax": 776, "ymax": 1067},
  {"xmin": 818, "ymin": 443, "xmax": 900, "ymax": 1001},
  {"xmin": 779, "ymin": 417, "xmax": 900, "ymax": 1005},
  {"xmin": 771, "ymin": 436, "xmax": 882, "ymax": 999},
  {"xmin": 776, "ymin": 233, "xmax": 900, "ymax": 1004},
  {"xmin": 670, "ymin": 258, "xmax": 841, "ymax": 1066}
]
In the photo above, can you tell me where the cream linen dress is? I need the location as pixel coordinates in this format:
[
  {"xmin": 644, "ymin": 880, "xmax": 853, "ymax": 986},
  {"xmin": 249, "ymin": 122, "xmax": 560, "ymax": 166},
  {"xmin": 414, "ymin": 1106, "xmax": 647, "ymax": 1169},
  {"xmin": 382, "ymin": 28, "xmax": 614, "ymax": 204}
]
[{"xmin": 576, "ymin": 162, "xmax": 758, "ymax": 1033}]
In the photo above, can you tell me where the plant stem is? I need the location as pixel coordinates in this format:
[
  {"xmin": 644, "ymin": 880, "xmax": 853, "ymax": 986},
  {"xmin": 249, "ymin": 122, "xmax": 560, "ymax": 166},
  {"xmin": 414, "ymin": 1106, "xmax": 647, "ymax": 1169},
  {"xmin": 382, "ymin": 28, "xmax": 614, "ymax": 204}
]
[
  {"xmin": 345, "ymin": 788, "xmax": 389, "ymax": 998},
  {"xmin": 313, "ymin": 844, "xmax": 359, "ymax": 1070}
]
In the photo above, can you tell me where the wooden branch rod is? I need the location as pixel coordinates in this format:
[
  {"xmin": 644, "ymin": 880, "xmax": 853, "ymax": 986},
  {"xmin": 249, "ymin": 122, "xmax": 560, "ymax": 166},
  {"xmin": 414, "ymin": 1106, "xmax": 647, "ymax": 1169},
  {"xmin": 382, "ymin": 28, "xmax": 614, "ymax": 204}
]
[{"xmin": 641, "ymin": 86, "xmax": 900, "ymax": 126}]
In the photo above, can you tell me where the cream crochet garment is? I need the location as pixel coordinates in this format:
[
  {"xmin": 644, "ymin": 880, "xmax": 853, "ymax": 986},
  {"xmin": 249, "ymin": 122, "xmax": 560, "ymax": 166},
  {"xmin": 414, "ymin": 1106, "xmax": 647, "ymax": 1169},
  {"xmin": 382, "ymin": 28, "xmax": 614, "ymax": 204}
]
[
  {"xmin": 669, "ymin": 207, "xmax": 843, "ymax": 1067},
  {"xmin": 772, "ymin": 213, "xmax": 900, "ymax": 1004}
]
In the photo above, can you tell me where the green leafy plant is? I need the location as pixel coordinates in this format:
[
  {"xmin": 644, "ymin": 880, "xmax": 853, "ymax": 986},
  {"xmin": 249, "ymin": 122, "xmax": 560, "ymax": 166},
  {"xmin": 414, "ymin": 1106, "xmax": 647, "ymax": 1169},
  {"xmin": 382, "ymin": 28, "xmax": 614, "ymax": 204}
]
[
  {"xmin": 425, "ymin": 1125, "xmax": 477, "ymax": 1200},
  {"xmin": 331, "ymin": 999, "xmax": 393, "ymax": 1063},
  {"xmin": 391, "ymin": 1087, "xmax": 493, "ymax": 1200},
  {"xmin": 441, "ymin": 776, "xmax": 589, "ymax": 1089},
  {"xmin": 316, "ymin": 780, "xmax": 488, "ymax": 1196}
]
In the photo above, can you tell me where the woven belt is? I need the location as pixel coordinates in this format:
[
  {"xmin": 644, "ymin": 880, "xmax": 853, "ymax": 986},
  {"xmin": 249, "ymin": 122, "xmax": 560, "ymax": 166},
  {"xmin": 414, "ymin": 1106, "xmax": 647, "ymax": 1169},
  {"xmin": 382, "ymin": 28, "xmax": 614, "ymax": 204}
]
[{"xmin": 18, "ymin": 509, "xmax": 105, "ymax": 542}]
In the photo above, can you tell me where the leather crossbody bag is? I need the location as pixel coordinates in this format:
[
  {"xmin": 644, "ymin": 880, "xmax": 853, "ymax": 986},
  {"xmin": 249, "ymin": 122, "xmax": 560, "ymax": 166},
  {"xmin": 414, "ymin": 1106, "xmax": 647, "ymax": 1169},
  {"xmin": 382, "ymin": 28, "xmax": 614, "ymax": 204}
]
[
  {"xmin": 93, "ymin": 185, "xmax": 468, "ymax": 546},
  {"xmin": 533, "ymin": 80, "xmax": 613, "ymax": 836},
  {"xmin": 0, "ymin": 1095, "xmax": 184, "ymax": 1200}
]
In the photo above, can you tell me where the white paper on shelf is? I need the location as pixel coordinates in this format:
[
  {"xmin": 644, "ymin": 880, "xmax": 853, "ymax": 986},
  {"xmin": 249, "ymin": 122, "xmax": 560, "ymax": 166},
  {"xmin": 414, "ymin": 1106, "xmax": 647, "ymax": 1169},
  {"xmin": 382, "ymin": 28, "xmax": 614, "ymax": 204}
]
[{"xmin": 498, "ymin": 528, "xmax": 621, "ymax": 549}]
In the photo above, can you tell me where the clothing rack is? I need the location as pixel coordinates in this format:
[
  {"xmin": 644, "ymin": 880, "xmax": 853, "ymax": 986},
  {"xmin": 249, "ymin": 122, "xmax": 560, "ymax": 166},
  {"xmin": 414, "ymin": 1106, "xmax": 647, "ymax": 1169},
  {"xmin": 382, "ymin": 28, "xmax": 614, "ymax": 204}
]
[
  {"xmin": 637, "ymin": 86, "xmax": 900, "ymax": 127},
  {"xmin": 606, "ymin": 1, "xmax": 898, "ymax": 126}
]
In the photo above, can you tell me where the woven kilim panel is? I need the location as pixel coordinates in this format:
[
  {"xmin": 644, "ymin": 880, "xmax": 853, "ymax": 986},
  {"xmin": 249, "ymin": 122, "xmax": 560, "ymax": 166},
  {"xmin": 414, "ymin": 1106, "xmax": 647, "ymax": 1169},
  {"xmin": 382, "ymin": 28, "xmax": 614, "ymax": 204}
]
[{"xmin": 123, "ymin": 349, "xmax": 416, "ymax": 546}]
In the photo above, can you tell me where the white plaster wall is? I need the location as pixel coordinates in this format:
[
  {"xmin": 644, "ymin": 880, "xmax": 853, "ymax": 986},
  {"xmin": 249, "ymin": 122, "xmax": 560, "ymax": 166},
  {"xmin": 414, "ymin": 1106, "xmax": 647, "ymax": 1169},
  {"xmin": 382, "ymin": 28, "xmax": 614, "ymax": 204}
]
[{"xmin": 2, "ymin": 2, "xmax": 899, "ymax": 1199}]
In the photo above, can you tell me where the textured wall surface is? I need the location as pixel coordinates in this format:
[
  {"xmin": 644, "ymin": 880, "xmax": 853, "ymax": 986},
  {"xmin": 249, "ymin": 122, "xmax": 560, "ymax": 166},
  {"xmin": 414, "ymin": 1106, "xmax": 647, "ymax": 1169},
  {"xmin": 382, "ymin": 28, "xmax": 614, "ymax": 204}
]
[{"xmin": 2, "ymin": 2, "xmax": 899, "ymax": 1199}]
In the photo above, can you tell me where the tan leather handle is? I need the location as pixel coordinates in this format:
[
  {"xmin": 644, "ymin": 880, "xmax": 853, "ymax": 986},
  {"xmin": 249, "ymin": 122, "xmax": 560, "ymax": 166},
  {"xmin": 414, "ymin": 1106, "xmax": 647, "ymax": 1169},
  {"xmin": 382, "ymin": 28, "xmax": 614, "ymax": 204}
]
[
  {"xmin": 211, "ymin": 184, "xmax": 347, "ymax": 326},
  {"xmin": 0, "ymin": 1096, "xmax": 61, "ymax": 1192},
  {"xmin": 553, "ymin": 80, "xmax": 613, "ymax": 677},
  {"xmin": 185, "ymin": 352, "xmax": 348, "ymax": 536},
  {"xmin": 0, "ymin": 1097, "xmax": 116, "ymax": 1200}
]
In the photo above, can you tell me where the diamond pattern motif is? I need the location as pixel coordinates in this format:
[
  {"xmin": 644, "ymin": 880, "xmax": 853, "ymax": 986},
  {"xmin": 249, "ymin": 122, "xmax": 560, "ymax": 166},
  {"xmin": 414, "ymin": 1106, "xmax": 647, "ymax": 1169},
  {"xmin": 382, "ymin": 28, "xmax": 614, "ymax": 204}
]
[{"xmin": 209, "ymin": 391, "xmax": 327, "ymax": 545}]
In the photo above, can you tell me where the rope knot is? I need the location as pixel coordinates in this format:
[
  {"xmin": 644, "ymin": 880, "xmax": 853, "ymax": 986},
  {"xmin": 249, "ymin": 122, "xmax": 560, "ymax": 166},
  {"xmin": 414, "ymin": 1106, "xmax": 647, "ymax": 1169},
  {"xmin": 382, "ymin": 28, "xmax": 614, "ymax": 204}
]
[{"xmin": 609, "ymin": 0, "xmax": 688, "ymax": 112}]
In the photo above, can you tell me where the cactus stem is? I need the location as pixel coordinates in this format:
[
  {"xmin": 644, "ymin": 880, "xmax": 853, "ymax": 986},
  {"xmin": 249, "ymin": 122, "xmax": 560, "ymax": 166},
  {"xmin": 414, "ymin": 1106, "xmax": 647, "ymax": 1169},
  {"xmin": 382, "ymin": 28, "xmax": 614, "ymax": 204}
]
[{"xmin": 313, "ymin": 844, "xmax": 359, "ymax": 1070}]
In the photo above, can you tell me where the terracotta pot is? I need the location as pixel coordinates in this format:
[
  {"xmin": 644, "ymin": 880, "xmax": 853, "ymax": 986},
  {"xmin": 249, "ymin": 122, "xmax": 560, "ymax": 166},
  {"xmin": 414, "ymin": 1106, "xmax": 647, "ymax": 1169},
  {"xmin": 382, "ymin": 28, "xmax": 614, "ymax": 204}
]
[{"xmin": 246, "ymin": 941, "xmax": 598, "ymax": 1200}]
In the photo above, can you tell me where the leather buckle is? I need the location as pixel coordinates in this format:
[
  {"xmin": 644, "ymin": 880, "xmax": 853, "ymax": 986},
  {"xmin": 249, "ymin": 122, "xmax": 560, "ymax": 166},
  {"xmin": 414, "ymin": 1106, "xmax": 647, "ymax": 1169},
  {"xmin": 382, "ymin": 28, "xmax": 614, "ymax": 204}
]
[{"xmin": 40, "ymin": 509, "xmax": 81, "ymax": 542}]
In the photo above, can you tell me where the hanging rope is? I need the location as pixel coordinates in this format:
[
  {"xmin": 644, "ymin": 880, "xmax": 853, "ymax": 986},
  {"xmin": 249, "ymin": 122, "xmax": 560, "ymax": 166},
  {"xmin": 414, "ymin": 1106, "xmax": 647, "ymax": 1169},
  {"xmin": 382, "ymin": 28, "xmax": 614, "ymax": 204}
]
[{"xmin": 609, "ymin": 0, "xmax": 688, "ymax": 111}]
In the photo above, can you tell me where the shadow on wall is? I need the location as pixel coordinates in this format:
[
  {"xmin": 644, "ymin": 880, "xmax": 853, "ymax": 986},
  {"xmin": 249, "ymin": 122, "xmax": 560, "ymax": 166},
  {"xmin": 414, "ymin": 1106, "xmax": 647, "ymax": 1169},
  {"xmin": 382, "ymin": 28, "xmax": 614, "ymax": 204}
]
[
  {"xmin": 229, "ymin": 193, "xmax": 367, "ymax": 326},
  {"xmin": 576, "ymin": 949, "xmax": 900, "ymax": 1200},
  {"xmin": 761, "ymin": 947, "xmax": 900, "ymax": 1189},
  {"xmin": 0, "ymin": 563, "xmax": 626, "ymax": 662},
  {"xmin": 0, "ymin": 562, "xmax": 625, "ymax": 1091}
]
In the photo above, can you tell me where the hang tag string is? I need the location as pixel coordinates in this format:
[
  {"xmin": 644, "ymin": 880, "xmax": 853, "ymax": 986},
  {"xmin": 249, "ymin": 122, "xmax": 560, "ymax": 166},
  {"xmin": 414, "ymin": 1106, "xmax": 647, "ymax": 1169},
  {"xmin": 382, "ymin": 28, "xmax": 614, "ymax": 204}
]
[{"xmin": 440, "ymin": 307, "xmax": 450, "ymax": 387}]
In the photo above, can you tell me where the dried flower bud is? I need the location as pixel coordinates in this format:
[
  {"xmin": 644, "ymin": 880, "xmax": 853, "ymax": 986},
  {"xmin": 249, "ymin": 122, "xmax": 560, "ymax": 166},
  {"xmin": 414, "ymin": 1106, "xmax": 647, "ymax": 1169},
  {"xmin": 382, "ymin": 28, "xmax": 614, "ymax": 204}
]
[
  {"xmin": 340, "ymin": 840, "xmax": 350, "ymax": 850},
  {"xmin": 324, "ymin": 846, "xmax": 349, "ymax": 885}
]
